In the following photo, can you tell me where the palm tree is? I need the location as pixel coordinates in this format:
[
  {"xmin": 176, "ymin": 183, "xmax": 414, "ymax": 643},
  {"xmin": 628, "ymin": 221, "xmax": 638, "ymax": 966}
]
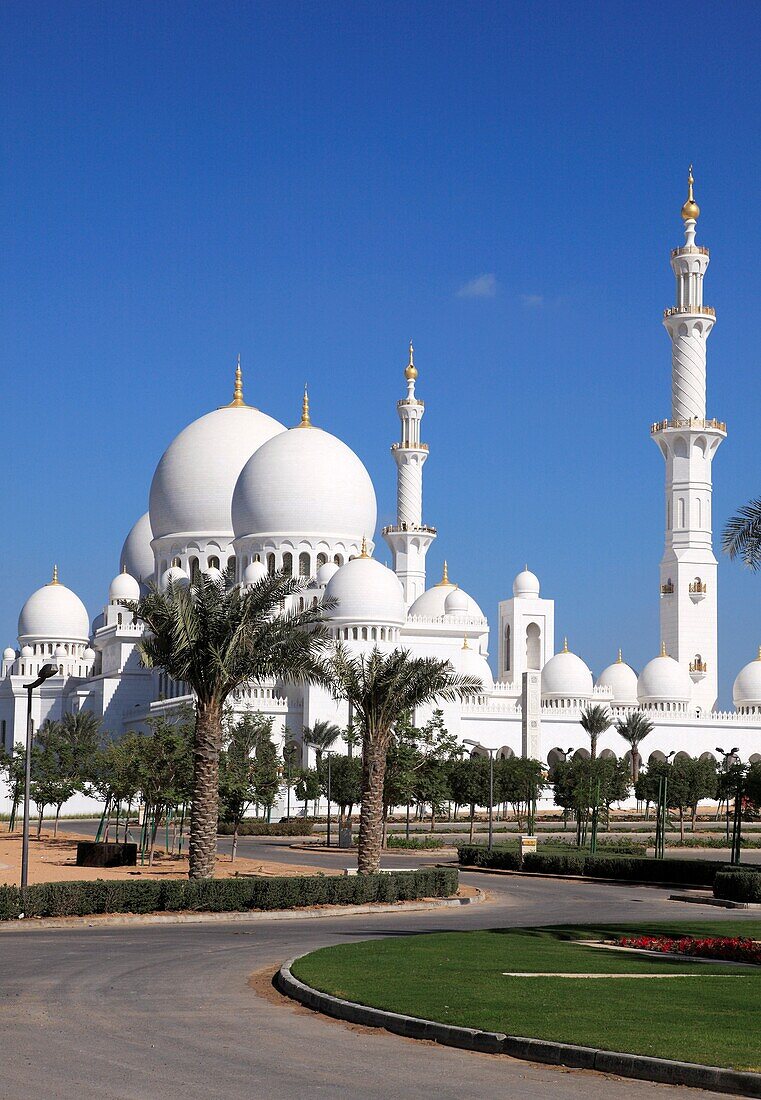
[
  {"xmin": 723, "ymin": 498, "xmax": 761, "ymax": 570},
  {"xmin": 302, "ymin": 720, "xmax": 342, "ymax": 768},
  {"xmin": 579, "ymin": 704, "xmax": 611, "ymax": 760},
  {"xmin": 131, "ymin": 570, "xmax": 331, "ymax": 879},
  {"xmin": 615, "ymin": 710, "xmax": 654, "ymax": 782},
  {"xmin": 324, "ymin": 645, "xmax": 482, "ymax": 874}
]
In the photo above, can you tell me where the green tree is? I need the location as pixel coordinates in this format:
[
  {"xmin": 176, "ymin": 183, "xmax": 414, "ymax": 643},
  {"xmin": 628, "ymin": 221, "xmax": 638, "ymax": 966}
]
[
  {"xmin": 552, "ymin": 755, "xmax": 630, "ymax": 844},
  {"xmin": 137, "ymin": 712, "xmax": 194, "ymax": 864},
  {"xmin": 130, "ymin": 569, "xmax": 331, "ymax": 878},
  {"xmin": 579, "ymin": 704, "xmax": 611, "ymax": 760},
  {"xmin": 252, "ymin": 719, "xmax": 280, "ymax": 820},
  {"xmin": 324, "ymin": 645, "xmax": 481, "ymax": 873},
  {"xmin": 322, "ymin": 755, "xmax": 362, "ymax": 838},
  {"xmin": 723, "ymin": 497, "xmax": 761, "ymax": 570},
  {"xmin": 449, "ymin": 756, "xmax": 491, "ymax": 841},
  {"xmin": 219, "ymin": 713, "xmax": 264, "ymax": 860},
  {"xmin": 497, "ymin": 757, "xmax": 545, "ymax": 830},
  {"xmin": 0, "ymin": 743, "xmax": 26, "ymax": 832},
  {"xmin": 30, "ymin": 721, "xmax": 77, "ymax": 837},
  {"xmin": 614, "ymin": 710, "xmax": 654, "ymax": 781},
  {"xmin": 302, "ymin": 720, "xmax": 342, "ymax": 768},
  {"xmin": 668, "ymin": 756, "xmax": 718, "ymax": 839}
]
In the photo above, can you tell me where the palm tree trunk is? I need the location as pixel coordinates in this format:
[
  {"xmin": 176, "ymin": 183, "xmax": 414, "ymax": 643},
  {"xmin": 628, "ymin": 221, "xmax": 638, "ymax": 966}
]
[
  {"xmin": 357, "ymin": 735, "xmax": 387, "ymax": 874},
  {"xmin": 189, "ymin": 697, "xmax": 223, "ymax": 880}
]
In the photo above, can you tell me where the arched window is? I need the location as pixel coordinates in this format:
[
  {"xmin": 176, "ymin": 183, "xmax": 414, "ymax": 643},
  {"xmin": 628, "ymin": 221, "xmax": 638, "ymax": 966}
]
[
  {"xmin": 352, "ymin": 627, "xmax": 358, "ymax": 640},
  {"xmin": 526, "ymin": 622, "xmax": 541, "ymax": 670},
  {"xmin": 267, "ymin": 553, "xmax": 276, "ymax": 575},
  {"xmin": 208, "ymin": 555, "xmax": 220, "ymax": 570},
  {"xmin": 171, "ymin": 556, "xmax": 181, "ymax": 568},
  {"xmin": 696, "ymin": 498, "xmax": 702, "ymax": 527},
  {"xmin": 299, "ymin": 598, "xmax": 304, "ymax": 611},
  {"xmin": 380, "ymin": 627, "xmax": 386, "ymax": 640},
  {"xmin": 371, "ymin": 628, "xmax": 377, "ymax": 640},
  {"xmin": 334, "ymin": 554, "xmax": 343, "ymax": 566},
  {"xmin": 678, "ymin": 497, "xmax": 685, "ymax": 528},
  {"xmin": 117, "ymin": 613, "xmax": 123, "ymax": 626},
  {"xmin": 189, "ymin": 556, "xmax": 200, "ymax": 581},
  {"xmin": 227, "ymin": 555, "xmax": 235, "ymax": 576},
  {"xmin": 299, "ymin": 551, "xmax": 310, "ymax": 576},
  {"xmin": 361, "ymin": 627, "xmax": 368, "ymax": 640},
  {"xmin": 316, "ymin": 553, "xmax": 328, "ymax": 568},
  {"xmin": 504, "ymin": 623, "xmax": 511, "ymax": 672},
  {"xmin": 282, "ymin": 552, "xmax": 293, "ymax": 576}
]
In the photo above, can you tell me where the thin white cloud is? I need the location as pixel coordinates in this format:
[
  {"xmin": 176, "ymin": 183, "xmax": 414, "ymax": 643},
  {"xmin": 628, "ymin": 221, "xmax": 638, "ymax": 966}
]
[
  {"xmin": 456, "ymin": 273, "xmax": 497, "ymax": 299},
  {"xmin": 520, "ymin": 294, "xmax": 544, "ymax": 308}
]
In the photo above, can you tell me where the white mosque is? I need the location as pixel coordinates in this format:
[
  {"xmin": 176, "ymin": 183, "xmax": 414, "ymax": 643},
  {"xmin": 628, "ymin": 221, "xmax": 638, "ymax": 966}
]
[{"xmin": 2, "ymin": 172, "xmax": 761, "ymax": 793}]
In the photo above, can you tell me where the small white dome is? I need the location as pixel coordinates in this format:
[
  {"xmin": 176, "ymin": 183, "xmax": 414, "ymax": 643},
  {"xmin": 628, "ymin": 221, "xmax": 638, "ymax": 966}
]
[
  {"xmin": 20, "ymin": 645, "xmax": 33, "ymax": 657},
  {"xmin": 54, "ymin": 644, "xmax": 66, "ymax": 658},
  {"xmin": 316, "ymin": 560, "xmax": 340, "ymax": 585},
  {"xmin": 513, "ymin": 568, "xmax": 540, "ymax": 598},
  {"xmin": 733, "ymin": 649, "xmax": 761, "ymax": 708},
  {"xmin": 232, "ymin": 423, "xmax": 377, "ymax": 546},
  {"xmin": 325, "ymin": 555, "xmax": 405, "ymax": 627},
  {"xmin": 596, "ymin": 652, "xmax": 638, "ymax": 706},
  {"xmin": 243, "ymin": 560, "xmax": 268, "ymax": 585},
  {"xmin": 541, "ymin": 644, "xmax": 593, "ymax": 698},
  {"xmin": 3, "ymin": 647, "xmax": 16, "ymax": 660},
  {"xmin": 18, "ymin": 574, "xmax": 90, "ymax": 644},
  {"xmin": 84, "ymin": 647, "xmax": 96, "ymax": 660},
  {"xmin": 444, "ymin": 587, "xmax": 469, "ymax": 617},
  {"xmin": 637, "ymin": 648, "xmax": 692, "ymax": 704},
  {"xmin": 120, "ymin": 512, "xmax": 155, "ymax": 584},
  {"xmin": 160, "ymin": 566, "xmax": 189, "ymax": 590},
  {"xmin": 150, "ymin": 404, "xmax": 285, "ymax": 540},
  {"xmin": 454, "ymin": 641, "xmax": 493, "ymax": 690},
  {"xmin": 204, "ymin": 566, "xmax": 223, "ymax": 583},
  {"xmin": 408, "ymin": 568, "xmax": 485, "ymax": 621},
  {"xmin": 109, "ymin": 571, "xmax": 141, "ymax": 604}
]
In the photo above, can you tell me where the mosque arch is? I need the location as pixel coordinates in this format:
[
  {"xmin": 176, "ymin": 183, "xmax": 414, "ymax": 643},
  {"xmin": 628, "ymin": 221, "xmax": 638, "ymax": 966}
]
[
  {"xmin": 526, "ymin": 622, "xmax": 540, "ymax": 670},
  {"xmin": 599, "ymin": 748, "xmax": 617, "ymax": 760},
  {"xmin": 648, "ymin": 749, "xmax": 667, "ymax": 764},
  {"xmin": 573, "ymin": 747, "xmax": 590, "ymax": 761},
  {"xmin": 266, "ymin": 553, "xmax": 276, "ymax": 575},
  {"xmin": 299, "ymin": 552, "xmax": 310, "ymax": 576},
  {"xmin": 498, "ymin": 745, "xmax": 515, "ymax": 761},
  {"xmin": 674, "ymin": 751, "xmax": 691, "ymax": 766},
  {"xmin": 503, "ymin": 623, "xmax": 511, "ymax": 672},
  {"xmin": 207, "ymin": 555, "xmax": 220, "ymax": 570},
  {"xmin": 282, "ymin": 552, "xmax": 293, "ymax": 576}
]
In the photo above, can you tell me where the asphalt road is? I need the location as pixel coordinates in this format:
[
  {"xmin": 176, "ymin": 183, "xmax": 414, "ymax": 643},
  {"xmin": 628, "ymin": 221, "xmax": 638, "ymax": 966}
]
[{"xmin": 2, "ymin": 855, "xmax": 760, "ymax": 1099}]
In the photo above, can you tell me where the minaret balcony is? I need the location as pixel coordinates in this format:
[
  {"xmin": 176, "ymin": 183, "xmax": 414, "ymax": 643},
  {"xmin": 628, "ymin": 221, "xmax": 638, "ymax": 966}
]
[
  {"xmin": 651, "ymin": 417, "xmax": 727, "ymax": 435},
  {"xmin": 391, "ymin": 442, "xmax": 428, "ymax": 452},
  {"xmin": 663, "ymin": 304, "xmax": 715, "ymax": 318},
  {"xmin": 689, "ymin": 658, "xmax": 707, "ymax": 681},
  {"xmin": 671, "ymin": 245, "xmax": 709, "ymax": 258},
  {"xmin": 689, "ymin": 580, "xmax": 707, "ymax": 602},
  {"xmin": 382, "ymin": 522, "xmax": 437, "ymax": 536},
  {"xmin": 660, "ymin": 581, "xmax": 674, "ymax": 596}
]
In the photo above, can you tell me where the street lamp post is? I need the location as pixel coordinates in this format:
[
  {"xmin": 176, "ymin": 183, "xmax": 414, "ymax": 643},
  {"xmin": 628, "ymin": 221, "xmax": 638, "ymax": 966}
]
[
  {"xmin": 464, "ymin": 740, "xmax": 497, "ymax": 851},
  {"xmin": 20, "ymin": 663, "xmax": 58, "ymax": 907},
  {"xmin": 717, "ymin": 746, "xmax": 741, "ymax": 857},
  {"xmin": 325, "ymin": 752, "xmax": 334, "ymax": 849}
]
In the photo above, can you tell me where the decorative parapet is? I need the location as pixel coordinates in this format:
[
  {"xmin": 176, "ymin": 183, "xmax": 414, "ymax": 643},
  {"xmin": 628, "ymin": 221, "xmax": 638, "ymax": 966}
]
[
  {"xmin": 391, "ymin": 442, "xmax": 428, "ymax": 452},
  {"xmin": 663, "ymin": 304, "xmax": 715, "ymax": 318},
  {"xmin": 404, "ymin": 613, "xmax": 488, "ymax": 627},
  {"xmin": 671, "ymin": 244, "xmax": 710, "ymax": 257},
  {"xmin": 382, "ymin": 523, "xmax": 437, "ymax": 536},
  {"xmin": 661, "ymin": 581, "xmax": 674, "ymax": 595},
  {"xmin": 651, "ymin": 417, "xmax": 726, "ymax": 434},
  {"xmin": 689, "ymin": 580, "xmax": 708, "ymax": 594}
]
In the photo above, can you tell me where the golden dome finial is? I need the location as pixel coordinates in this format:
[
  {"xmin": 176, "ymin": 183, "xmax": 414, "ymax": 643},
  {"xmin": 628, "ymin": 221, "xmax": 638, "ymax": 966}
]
[
  {"xmin": 681, "ymin": 164, "xmax": 700, "ymax": 221},
  {"xmin": 359, "ymin": 536, "xmax": 369, "ymax": 558},
  {"xmin": 299, "ymin": 384, "xmax": 312, "ymax": 427},
  {"xmin": 405, "ymin": 340, "xmax": 418, "ymax": 382},
  {"xmin": 462, "ymin": 635, "xmax": 470, "ymax": 650},
  {"xmin": 756, "ymin": 645, "xmax": 761, "ymax": 661},
  {"xmin": 660, "ymin": 641, "xmax": 668, "ymax": 657},
  {"xmin": 562, "ymin": 636, "xmax": 568, "ymax": 653},
  {"xmin": 51, "ymin": 564, "xmax": 59, "ymax": 586},
  {"xmin": 224, "ymin": 354, "xmax": 250, "ymax": 408},
  {"xmin": 617, "ymin": 647, "xmax": 623, "ymax": 663},
  {"xmin": 435, "ymin": 560, "xmax": 451, "ymax": 586}
]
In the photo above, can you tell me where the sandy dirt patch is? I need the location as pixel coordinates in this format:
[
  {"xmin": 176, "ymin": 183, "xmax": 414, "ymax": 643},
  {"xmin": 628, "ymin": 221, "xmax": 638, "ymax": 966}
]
[{"xmin": 0, "ymin": 830, "xmax": 340, "ymax": 886}]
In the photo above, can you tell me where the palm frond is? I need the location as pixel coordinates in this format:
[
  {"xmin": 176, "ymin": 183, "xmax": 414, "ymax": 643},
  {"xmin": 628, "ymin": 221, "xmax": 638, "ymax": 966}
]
[{"xmin": 723, "ymin": 497, "xmax": 761, "ymax": 570}]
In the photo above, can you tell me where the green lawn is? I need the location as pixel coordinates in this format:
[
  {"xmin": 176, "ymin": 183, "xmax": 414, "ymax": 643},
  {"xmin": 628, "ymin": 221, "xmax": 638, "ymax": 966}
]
[{"xmin": 292, "ymin": 920, "xmax": 761, "ymax": 1070}]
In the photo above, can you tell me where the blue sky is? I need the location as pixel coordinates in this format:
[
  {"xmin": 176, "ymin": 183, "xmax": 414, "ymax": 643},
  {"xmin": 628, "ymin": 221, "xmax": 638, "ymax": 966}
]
[{"xmin": 1, "ymin": 1, "xmax": 760, "ymax": 705}]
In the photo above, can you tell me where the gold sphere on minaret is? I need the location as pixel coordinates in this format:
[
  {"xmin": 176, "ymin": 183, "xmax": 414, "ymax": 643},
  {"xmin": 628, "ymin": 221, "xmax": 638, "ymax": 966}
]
[
  {"xmin": 681, "ymin": 164, "xmax": 700, "ymax": 222},
  {"xmin": 405, "ymin": 341, "xmax": 418, "ymax": 381}
]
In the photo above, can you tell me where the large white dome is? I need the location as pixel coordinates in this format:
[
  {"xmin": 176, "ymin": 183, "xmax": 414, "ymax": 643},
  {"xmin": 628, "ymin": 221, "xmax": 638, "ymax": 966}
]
[
  {"xmin": 541, "ymin": 643, "xmax": 593, "ymax": 698},
  {"xmin": 120, "ymin": 512, "xmax": 155, "ymax": 584},
  {"xmin": 596, "ymin": 652, "xmax": 638, "ymax": 706},
  {"xmin": 18, "ymin": 572, "xmax": 90, "ymax": 644},
  {"xmin": 150, "ymin": 404, "xmax": 285, "ymax": 540},
  {"xmin": 408, "ymin": 565, "xmax": 485, "ymax": 621},
  {"xmin": 232, "ymin": 424, "xmax": 377, "ymax": 542},
  {"xmin": 325, "ymin": 555, "xmax": 405, "ymax": 627},
  {"xmin": 733, "ymin": 648, "xmax": 761, "ymax": 709},
  {"xmin": 637, "ymin": 647, "xmax": 692, "ymax": 704}
]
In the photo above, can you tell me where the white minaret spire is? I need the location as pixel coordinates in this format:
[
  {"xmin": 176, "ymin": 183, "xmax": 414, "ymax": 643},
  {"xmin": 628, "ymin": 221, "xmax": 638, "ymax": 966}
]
[
  {"xmin": 382, "ymin": 342, "xmax": 436, "ymax": 604},
  {"xmin": 653, "ymin": 168, "xmax": 727, "ymax": 713}
]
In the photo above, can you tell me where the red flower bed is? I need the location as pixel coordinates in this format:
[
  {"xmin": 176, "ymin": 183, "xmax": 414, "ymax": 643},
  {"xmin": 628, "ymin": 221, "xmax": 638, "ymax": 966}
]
[{"xmin": 616, "ymin": 934, "xmax": 761, "ymax": 965}]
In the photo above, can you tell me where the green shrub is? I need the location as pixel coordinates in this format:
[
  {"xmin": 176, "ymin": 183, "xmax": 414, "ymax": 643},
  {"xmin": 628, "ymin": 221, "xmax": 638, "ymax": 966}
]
[
  {"xmin": 456, "ymin": 845, "xmax": 521, "ymax": 870},
  {"xmin": 523, "ymin": 852, "xmax": 586, "ymax": 876},
  {"xmin": 387, "ymin": 835, "xmax": 446, "ymax": 849},
  {"xmin": 217, "ymin": 819, "xmax": 314, "ymax": 836},
  {"xmin": 0, "ymin": 867, "xmax": 459, "ymax": 922},
  {"xmin": 583, "ymin": 855, "xmax": 736, "ymax": 886},
  {"xmin": 713, "ymin": 870, "xmax": 761, "ymax": 903}
]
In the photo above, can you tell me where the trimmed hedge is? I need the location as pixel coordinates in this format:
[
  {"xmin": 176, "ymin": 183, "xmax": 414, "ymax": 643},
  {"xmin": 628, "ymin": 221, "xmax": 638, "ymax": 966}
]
[
  {"xmin": 523, "ymin": 852, "xmax": 585, "ymax": 876},
  {"xmin": 457, "ymin": 845, "xmax": 521, "ymax": 870},
  {"xmin": 217, "ymin": 820, "xmax": 314, "ymax": 836},
  {"xmin": 0, "ymin": 867, "xmax": 459, "ymax": 922},
  {"xmin": 713, "ymin": 870, "xmax": 761, "ymax": 903}
]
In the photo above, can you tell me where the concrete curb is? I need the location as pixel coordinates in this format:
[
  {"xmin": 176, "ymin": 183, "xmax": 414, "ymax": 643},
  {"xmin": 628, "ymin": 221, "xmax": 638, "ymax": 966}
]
[
  {"xmin": 0, "ymin": 888, "xmax": 485, "ymax": 933},
  {"xmin": 669, "ymin": 892, "xmax": 761, "ymax": 909},
  {"xmin": 275, "ymin": 955, "xmax": 761, "ymax": 1097}
]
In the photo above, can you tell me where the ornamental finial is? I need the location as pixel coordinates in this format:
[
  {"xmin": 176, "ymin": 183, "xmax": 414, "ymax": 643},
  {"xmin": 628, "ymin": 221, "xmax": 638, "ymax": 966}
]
[
  {"xmin": 299, "ymin": 384, "xmax": 312, "ymax": 427},
  {"xmin": 681, "ymin": 164, "xmax": 700, "ymax": 222},
  {"xmin": 462, "ymin": 635, "xmax": 469, "ymax": 650},
  {"xmin": 660, "ymin": 641, "xmax": 668, "ymax": 657},
  {"xmin": 757, "ymin": 645, "xmax": 761, "ymax": 661},
  {"xmin": 224, "ymin": 354, "xmax": 249, "ymax": 408},
  {"xmin": 617, "ymin": 648, "xmax": 623, "ymax": 663},
  {"xmin": 359, "ymin": 536, "xmax": 369, "ymax": 558},
  {"xmin": 405, "ymin": 340, "xmax": 418, "ymax": 382},
  {"xmin": 562, "ymin": 636, "xmax": 568, "ymax": 653},
  {"xmin": 434, "ymin": 559, "xmax": 450, "ymax": 586},
  {"xmin": 51, "ymin": 564, "xmax": 59, "ymax": 585}
]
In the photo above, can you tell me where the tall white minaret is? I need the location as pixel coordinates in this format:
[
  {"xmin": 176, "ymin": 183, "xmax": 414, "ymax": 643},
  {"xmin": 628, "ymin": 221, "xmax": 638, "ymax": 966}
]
[
  {"xmin": 382, "ymin": 343, "xmax": 436, "ymax": 605},
  {"xmin": 653, "ymin": 167, "xmax": 726, "ymax": 713}
]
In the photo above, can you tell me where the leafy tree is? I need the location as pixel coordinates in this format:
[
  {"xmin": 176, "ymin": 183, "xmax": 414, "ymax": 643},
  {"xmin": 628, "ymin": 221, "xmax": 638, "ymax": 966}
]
[
  {"xmin": 302, "ymin": 720, "xmax": 342, "ymax": 768},
  {"xmin": 322, "ymin": 755, "xmax": 362, "ymax": 837},
  {"xmin": 252, "ymin": 719, "xmax": 280, "ymax": 819},
  {"xmin": 129, "ymin": 569, "xmax": 331, "ymax": 878},
  {"xmin": 219, "ymin": 713, "xmax": 264, "ymax": 860},
  {"xmin": 668, "ymin": 756, "xmax": 718, "ymax": 839},
  {"xmin": 552, "ymin": 755, "xmax": 630, "ymax": 844},
  {"xmin": 137, "ymin": 712, "xmax": 194, "ymax": 864},
  {"xmin": 579, "ymin": 704, "xmax": 611, "ymax": 760},
  {"xmin": 0, "ymin": 743, "xmax": 25, "ymax": 832},
  {"xmin": 30, "ymin": 722, "xmax": 77, "ymax": 837},
  {"xmin": 97, "ymin": 732, "xmax": 144, "ymax": 842},
  {"xmin": 614, "ymin": 710, "xmax": 654, "ymax": 781},
  {"xmin": 449, "ymin": 756, "xmax": 491, "ymax": 841},
  {"xmin": 324, "ymin": 645, "xmax": 481, "ymax": 873},
  {"xmin": 496, "ymin": 757, "xmax": 545, "ymax": 830},
  {"xmin": 745, "ymin": 761, "xmax": 761, "ymax": 812},
  {"xmin": 294, "ymin": 768, "xmax": 321, "ymax": 820}
]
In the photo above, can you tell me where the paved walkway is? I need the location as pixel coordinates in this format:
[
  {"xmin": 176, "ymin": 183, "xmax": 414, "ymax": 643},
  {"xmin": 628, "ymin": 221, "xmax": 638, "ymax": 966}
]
[{"xmin": 2, "ymin": 861, "xmax": 758, "ymax": 1099}]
